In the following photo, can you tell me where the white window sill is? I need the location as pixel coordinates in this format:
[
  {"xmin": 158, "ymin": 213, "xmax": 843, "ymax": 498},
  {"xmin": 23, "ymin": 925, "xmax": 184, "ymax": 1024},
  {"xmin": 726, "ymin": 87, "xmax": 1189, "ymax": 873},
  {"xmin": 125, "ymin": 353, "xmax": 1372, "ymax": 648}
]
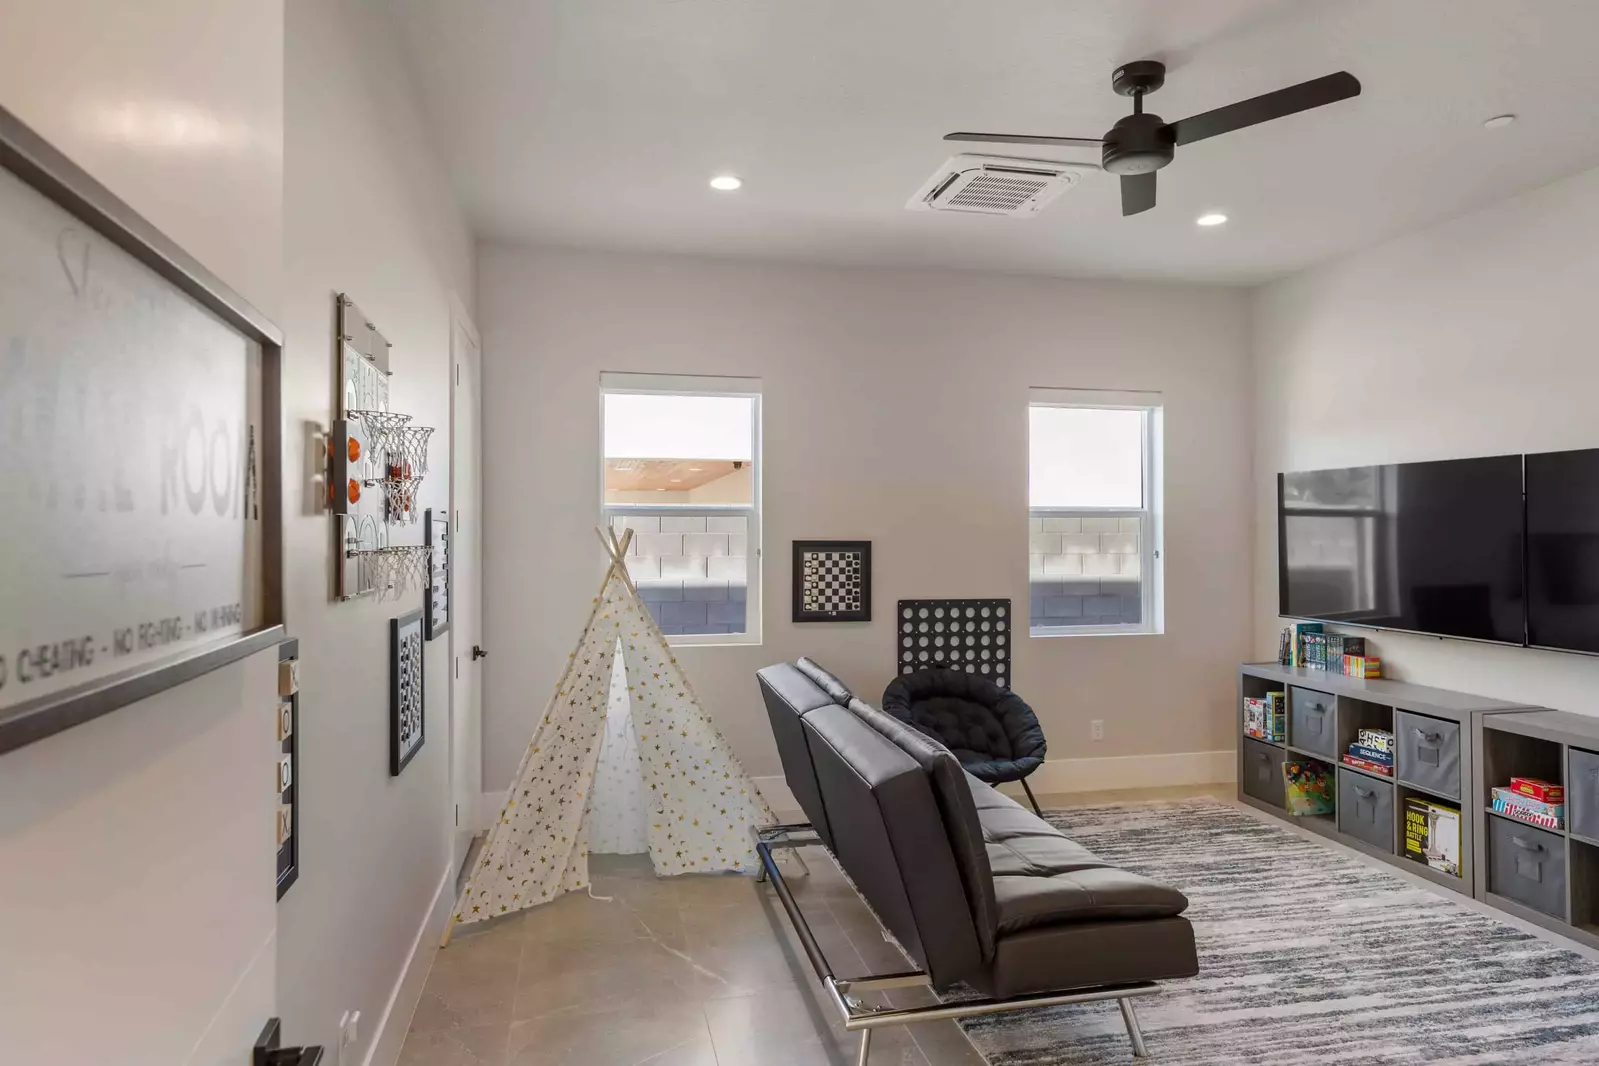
[{"xmin": 1029, "ymin": 626, "xmax": 1162, "ymax": 638}]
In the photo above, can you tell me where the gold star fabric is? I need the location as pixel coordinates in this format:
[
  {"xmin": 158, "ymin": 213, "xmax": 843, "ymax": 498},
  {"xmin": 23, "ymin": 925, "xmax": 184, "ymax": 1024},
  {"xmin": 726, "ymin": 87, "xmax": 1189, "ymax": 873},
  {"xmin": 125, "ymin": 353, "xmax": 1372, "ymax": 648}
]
[{"xmin": 453, "ymin": 571, "xmax": 776, "ymax": 926}]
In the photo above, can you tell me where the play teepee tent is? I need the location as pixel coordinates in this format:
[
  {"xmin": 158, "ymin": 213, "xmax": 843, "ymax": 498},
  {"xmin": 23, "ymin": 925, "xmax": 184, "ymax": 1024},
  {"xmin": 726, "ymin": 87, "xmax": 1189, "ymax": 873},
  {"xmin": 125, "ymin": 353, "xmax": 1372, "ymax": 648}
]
[{"xmin": 445, "ymin": 527, "xmax": 775, "ymax": 935}]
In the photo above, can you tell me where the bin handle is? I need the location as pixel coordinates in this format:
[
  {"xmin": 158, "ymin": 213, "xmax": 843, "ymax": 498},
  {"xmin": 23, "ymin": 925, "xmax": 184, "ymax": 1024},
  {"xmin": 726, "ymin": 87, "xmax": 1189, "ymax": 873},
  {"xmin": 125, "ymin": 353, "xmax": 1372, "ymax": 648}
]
[
  {"xmin": 1353, "ymin": 786, "xmax": 1376, "ymax": 799},
  {"xmin": 1413, "ymin": 727, "xmax": 1441, "ymax": 743},
  {"xmin": 1511, "ymin": 835, "xmax": 1544, "ymax": 852}
]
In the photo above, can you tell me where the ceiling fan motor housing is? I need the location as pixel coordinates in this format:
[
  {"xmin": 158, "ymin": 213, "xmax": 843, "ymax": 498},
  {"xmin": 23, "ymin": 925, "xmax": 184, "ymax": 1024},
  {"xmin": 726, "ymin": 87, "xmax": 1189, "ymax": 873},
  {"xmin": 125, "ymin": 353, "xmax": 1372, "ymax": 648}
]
[{"xmin": 1101, "ymin": 113, "xmax": 1174, "ymax": 175}]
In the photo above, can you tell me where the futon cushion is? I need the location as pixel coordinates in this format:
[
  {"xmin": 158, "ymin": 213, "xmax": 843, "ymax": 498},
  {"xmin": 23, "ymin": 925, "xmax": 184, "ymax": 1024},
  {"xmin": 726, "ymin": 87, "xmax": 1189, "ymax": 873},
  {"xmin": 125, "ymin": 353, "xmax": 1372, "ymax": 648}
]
[
  {"xmin": 974, "ymin": 794, "xmax": 1189, "ymax": 934},
  {"xmin": 795, "ymin": 656, "xmax": 853, "ymax": 703},
  {"xmin": 756, "ymin": 664, "xmax": 839, "ymax": 849},
  {"xmin": 846, "ymin": 698, "xmax": 999, "ymax": 960},
  {"xmin": 802, "ymin": 702, "xmax": 984, "ymax": 988},
  {"xmin": 977, "ymin": 917, "xmax": 1200, "ymax": 999}
]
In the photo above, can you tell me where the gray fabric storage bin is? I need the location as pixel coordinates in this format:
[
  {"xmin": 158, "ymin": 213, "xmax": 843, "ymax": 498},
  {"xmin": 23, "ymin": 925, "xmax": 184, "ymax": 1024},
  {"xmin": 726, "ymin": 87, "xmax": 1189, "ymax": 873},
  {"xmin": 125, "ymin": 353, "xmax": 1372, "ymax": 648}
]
[
  {"xmin": 1242, "ymin": 738, "xmax": 1285, "ymax": 809},
  {"xmin": 1571, "ymin": 748, "xmax": 1599, "ymax": 842},
  {"xmin": 1338, "ymin": 769, "xmax": 1393, "ymax": 852},
  {"xmin": 1397, "ymin": 711, "xmax": 1461, "ymax": 800},
  {"xmin": 1289, "ymin": 687, "xmax": 1336, "ymax": 759},
  {"xmin": 1487, "ymin": 816, "xmax": 1566, "ymax": 919}
]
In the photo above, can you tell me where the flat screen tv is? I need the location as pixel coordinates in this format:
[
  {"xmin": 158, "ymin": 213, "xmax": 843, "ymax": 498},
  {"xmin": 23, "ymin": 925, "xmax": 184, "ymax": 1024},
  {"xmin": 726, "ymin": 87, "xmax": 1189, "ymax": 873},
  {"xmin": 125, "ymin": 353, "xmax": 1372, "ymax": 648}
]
[
  {"xmin": 1278, "ymin": 455, "xmax": 1524, "ymax": 644},
  {"xmin": 1526, "ymin": 448, "xmax": 1599, "ymax": 653}
]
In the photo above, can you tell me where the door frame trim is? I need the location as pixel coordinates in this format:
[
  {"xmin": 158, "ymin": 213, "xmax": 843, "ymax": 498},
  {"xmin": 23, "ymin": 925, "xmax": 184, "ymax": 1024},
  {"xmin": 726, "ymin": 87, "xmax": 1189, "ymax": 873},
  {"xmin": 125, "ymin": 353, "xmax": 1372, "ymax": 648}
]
[{"xmin": 447, "ymin": 295, "xmax": 483, "ymax": 868}]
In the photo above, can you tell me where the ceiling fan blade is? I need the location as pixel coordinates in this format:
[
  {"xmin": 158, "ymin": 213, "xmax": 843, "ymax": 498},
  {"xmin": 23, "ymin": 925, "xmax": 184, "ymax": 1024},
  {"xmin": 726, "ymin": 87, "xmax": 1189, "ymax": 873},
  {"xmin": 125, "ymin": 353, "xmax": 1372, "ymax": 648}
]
[
  {"xmin": 1166, "ymin": 71, "xmax": 1360, "ymax": 147},
  {"xmin": 1121, "ymin": 172, "xmax": 1156, "ymax": 216},
  {"xmin": 944, "ymin": 131, "xmax": 1104, "ymax": 148}
]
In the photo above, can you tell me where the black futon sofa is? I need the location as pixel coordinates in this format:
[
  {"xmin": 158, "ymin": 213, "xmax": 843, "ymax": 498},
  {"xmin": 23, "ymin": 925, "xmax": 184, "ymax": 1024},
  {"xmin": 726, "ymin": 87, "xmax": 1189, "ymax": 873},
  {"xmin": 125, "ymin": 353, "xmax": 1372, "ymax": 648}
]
[{"xmin": 755, "ymin": 657, "xmax": 1197, "ymax": 1061}]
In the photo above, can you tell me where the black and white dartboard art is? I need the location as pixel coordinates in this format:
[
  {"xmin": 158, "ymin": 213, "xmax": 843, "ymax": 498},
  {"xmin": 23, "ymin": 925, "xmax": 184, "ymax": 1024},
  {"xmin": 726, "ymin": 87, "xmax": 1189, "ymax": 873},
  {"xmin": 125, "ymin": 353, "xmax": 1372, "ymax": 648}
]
[
  {"xmin": 390, "ymin": 607, "xmax": 425, "ymax": 776},
  {"xmin": 896, "ymin": 599, "xmax": 1011, "ymax": 689}
]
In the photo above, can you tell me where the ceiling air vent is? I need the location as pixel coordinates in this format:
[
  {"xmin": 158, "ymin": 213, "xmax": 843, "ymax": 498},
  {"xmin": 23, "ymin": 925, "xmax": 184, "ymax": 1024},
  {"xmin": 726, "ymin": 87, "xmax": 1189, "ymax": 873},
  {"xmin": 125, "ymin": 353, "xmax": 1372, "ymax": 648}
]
[{"xmin": 907, "ymin": 154, "xmax": 1091, "ymax": 217}]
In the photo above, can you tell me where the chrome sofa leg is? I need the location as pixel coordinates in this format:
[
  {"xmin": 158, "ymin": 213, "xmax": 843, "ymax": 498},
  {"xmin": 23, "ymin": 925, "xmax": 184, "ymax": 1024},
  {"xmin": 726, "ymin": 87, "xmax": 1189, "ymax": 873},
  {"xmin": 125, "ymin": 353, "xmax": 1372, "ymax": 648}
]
[
  {"xmin": 1118, "ymin": 997, "xmax": 1149, "ymax": 1058},
  {"xmin": 855, "ymin": 1028, "xmax": 872, "ymax": 1066}
]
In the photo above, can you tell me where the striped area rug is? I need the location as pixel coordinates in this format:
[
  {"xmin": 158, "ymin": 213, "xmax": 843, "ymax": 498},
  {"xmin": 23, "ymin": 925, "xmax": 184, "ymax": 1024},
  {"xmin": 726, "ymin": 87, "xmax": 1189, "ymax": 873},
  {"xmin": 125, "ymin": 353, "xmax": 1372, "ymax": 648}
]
[{"xmin": 958, "ymin": 799, "xmax": 1599, "ymax": 1065}]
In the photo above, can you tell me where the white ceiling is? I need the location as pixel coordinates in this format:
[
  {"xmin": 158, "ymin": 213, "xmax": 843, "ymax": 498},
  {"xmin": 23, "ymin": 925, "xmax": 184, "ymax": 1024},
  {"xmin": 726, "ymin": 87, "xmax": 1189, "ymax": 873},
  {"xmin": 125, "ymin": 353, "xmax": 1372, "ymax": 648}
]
[{"xmin": 394, "ymin": 0, "xmax": 1599, "ymax": 285}]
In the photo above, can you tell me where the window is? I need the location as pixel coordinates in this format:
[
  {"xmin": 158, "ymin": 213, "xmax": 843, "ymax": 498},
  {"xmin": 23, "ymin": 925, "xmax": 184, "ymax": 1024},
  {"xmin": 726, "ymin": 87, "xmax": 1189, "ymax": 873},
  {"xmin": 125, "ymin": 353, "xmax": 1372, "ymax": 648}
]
[
  {"xmin": 1028, "ymin": 389, "xmax": 1163, "ymax": 636},
  {"xmin": 601, "ymin": 373, "xmax": 761, "ymax": 644}
]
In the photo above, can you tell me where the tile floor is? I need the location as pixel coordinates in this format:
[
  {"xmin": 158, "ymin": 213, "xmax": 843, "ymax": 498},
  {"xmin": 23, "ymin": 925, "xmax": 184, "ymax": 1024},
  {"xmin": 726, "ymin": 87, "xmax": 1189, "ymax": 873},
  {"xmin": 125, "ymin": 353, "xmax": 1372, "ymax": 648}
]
[{"xmin": 397, "ymin": 785, "xmax": 1231, "ymax": 1066}]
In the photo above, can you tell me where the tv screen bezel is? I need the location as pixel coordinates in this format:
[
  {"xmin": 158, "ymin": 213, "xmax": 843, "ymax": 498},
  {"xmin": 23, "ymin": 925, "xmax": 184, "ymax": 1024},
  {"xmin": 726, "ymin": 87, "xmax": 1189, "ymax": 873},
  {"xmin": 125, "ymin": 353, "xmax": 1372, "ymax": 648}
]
[
  {"xmin": 1274, "ymin": 460, "xmax": 1529, "ymax": 651},
  {"xmin": 1523, "ymin": 447, "xmax": 1599, "ymax": 657}
]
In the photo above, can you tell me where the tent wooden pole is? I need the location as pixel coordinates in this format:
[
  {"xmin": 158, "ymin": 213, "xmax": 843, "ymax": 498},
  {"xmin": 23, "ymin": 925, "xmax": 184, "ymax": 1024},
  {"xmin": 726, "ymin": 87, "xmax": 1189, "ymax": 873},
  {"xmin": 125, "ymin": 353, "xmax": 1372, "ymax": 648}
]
[{"xmin": 440, "ymin": 527, "xmax": 638, "ymax": 950}]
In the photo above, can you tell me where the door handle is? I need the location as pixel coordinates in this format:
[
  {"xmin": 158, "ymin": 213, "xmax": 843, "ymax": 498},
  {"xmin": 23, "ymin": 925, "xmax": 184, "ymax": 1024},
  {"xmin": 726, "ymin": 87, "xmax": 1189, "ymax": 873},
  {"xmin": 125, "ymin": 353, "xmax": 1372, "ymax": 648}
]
[{"xmin": 472, "ymin": 645, "xmax": 487, "ymax": 661}]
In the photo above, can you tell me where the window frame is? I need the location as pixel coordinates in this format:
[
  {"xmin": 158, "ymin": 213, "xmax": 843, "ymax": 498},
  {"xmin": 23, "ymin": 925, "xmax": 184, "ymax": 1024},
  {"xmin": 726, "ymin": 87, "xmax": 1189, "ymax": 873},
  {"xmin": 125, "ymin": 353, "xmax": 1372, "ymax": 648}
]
[
  {"xmin": 1027, "ymin": 388, "xmax": 1164, "ymax": 638},
  {"xmin": 599, "ymin": 373, "xmax": 762, "ymax": 647}
]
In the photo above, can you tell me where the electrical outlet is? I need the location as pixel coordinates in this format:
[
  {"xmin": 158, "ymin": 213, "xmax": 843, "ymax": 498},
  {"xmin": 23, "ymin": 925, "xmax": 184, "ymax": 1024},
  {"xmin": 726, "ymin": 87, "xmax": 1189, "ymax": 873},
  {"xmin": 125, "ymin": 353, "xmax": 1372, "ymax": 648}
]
[{"xmin": 1090, "ymin": 719, "xmax": 1104, "ymax": 741}]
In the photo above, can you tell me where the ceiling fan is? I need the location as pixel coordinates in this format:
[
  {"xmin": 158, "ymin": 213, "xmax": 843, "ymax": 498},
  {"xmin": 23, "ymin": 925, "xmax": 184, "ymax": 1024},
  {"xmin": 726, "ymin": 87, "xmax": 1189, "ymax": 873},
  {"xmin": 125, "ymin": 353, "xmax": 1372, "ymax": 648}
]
[{"xmin": 945, "ymin": 60, "xmax": 1361, "ymax": 217}]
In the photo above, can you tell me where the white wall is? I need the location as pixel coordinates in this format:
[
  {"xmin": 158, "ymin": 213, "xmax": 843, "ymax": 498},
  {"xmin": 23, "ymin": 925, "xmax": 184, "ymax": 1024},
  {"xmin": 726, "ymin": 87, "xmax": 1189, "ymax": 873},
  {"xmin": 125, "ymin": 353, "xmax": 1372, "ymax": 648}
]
[
  {"xmin": 0, "ymin": 3, "xmax": 472, "ymax": 1063},
  {"xmin": 478, "ymin": 246, "xmax": 1253, "ymax": 793},
  {"xmin": 278, "ymin": 0, "xmax": 473, "ymax": 1062},
  {"xmin": 0, "ymin": 2, "xmax": 285, "ymax": 1064},
  {"xmin": 1252, "ymin": 164, "xmax": 1599, "ymax": 712}
]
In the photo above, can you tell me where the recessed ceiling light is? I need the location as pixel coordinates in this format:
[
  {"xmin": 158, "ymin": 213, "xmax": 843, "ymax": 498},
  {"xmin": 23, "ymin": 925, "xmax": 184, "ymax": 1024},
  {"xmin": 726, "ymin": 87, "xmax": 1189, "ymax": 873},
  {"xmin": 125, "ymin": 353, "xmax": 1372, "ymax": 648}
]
[
  {"xmin": 688, "ymin": 466, "xmax": 703, "ymax": 472},
  {"xmin": 670, "ymin": 478, "xmax": 682, "ymax": 483},
  {"xmin": 1483, "ymin": 114, "xmax": 1516, "ymax": 129},
  {"xmin": 1196, "ymin": 212, "xmax": 1228, "ymax": 227},
  {"xmin": 709, "ymin": 174, "xmax": 742, "ymax": 191}
]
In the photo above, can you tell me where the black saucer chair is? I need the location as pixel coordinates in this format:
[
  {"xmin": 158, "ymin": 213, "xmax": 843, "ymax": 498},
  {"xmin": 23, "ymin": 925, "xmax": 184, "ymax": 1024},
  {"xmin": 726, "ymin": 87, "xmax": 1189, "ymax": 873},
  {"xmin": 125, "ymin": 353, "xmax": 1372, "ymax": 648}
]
[{"xmin": 881, "ymin": 667, "xmax": 1049, "ymax": 814}]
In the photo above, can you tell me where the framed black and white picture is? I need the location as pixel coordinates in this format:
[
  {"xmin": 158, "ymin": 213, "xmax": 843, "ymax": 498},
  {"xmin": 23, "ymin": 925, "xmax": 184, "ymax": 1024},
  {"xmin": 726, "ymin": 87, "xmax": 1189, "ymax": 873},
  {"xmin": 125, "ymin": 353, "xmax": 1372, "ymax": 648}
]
[
  {"xmin": 390, "ymin": 608, "xmax": 425, "ymax": 776},
  {"xmin": 425, "ymin": 508, "xmax": 450, "ymax": 640},
  {"xmin": 793, "ymin": 540, "xmax": 872, "ymax": 623}
]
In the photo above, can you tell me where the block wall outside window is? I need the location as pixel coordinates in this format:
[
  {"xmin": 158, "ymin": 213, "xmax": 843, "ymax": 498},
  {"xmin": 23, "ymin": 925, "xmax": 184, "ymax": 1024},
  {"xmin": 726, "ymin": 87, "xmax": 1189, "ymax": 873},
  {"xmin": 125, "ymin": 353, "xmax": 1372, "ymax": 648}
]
[
  {"xmin": 610, "ymin": 515, "xmax": 749, "ymax": 635},
  {"xmin": 1028, "ymin": 515, "xmax": 1143, "ymax": 627}
]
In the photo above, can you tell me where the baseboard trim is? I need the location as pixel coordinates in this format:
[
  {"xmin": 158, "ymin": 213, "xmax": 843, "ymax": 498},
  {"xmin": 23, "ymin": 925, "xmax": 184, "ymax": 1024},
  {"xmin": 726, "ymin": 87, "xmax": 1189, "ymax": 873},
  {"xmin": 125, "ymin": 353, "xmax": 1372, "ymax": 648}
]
[
  {"xmin": 999, "ymin": 750, "xmax": 1236, "ymax": 798},
  {"xmin": 486, "ymin": 753, "xmax": 1230, "ymax": 833},
  {"xmin": 364, "ymin": 861, "xmax": 455, "ymax": 1066}
]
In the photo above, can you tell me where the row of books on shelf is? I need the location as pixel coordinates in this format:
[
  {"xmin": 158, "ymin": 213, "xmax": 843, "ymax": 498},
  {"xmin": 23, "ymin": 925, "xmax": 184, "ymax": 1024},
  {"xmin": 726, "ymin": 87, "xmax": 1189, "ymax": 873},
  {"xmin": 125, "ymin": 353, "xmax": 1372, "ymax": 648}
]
[
  {"xmin": 1277, "ymin": 622, "xmax": 1382, "ymax": 678},
  {"xmin": 1342, "ymin": 728, "xmax": 1395, "ymax": 777},
  {"xmin": 1243, "ymin": 692, "xmax": 1286, "ymax": 742},
  {"xmin": 1491, "ymin": 777, "xmax": 1566, "ymax": 830}
]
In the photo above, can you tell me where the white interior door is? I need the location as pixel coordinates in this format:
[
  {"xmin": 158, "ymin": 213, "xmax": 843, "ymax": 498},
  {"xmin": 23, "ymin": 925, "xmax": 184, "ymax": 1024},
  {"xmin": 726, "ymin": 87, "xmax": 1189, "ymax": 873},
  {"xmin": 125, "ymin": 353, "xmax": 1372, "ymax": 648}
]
[{"xmin": 450, "ymin": 307, "xmax": 484, "ymax": 870}]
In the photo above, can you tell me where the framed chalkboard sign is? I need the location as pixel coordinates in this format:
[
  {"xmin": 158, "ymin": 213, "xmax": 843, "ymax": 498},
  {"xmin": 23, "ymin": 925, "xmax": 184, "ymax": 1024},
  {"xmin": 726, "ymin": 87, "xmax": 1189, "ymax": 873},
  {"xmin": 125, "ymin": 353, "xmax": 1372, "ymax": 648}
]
[{"xmin": 0, "ymin": 105, "xmax": 284, "ymax": 754}]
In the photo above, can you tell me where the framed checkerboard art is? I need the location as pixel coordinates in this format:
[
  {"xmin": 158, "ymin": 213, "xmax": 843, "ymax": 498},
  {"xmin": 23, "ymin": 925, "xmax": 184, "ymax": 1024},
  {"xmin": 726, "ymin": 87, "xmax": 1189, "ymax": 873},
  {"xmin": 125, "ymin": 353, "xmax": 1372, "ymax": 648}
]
[
  {"xmin": 792, "ymin": 541, "xmax": 872, "ymax": 623},
  {"xmin": 389, "ymin": 607, "xmax": 425, "ymax": 776}
]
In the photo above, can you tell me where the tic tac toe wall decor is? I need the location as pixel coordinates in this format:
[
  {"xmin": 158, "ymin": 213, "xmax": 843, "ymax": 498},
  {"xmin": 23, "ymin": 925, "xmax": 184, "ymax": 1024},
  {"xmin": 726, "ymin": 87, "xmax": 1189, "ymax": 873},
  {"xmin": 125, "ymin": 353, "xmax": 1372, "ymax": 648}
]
[
  {"xmin": 896, "ymin": 599, "xmax": 1012, "ymax": 689},
  {"xmin": 390, "ymin": 608, "xmax": 425, "ymax": 776},
  {"xmin": 0, "ymin": 105, "xmax": 285, "ymax": 755},
  {"xmin": 792, "ymin": 541, "xmax": 871, "ymax": 623},
  {"xmin": 324, "ymin": 295, "xmax": 434, "ymax": 602}
]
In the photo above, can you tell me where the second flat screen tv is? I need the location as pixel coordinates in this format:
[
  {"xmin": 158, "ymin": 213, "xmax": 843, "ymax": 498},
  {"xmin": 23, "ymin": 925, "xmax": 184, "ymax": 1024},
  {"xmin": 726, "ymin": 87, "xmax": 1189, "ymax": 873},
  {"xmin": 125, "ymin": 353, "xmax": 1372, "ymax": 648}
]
[
  {"xmin": 1278, "ymin": 455, "xmax": 1524, "ymax": 644},
  {"xmin": 1526, "ymin": 448, "xmax": 1599, "ymax": 653}
]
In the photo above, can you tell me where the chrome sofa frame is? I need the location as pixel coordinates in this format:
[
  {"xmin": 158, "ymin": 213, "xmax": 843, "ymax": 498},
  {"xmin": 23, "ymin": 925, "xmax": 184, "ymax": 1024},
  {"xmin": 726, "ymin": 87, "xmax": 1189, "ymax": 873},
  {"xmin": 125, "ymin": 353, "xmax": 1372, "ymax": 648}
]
[{"xmin": 755, "ymin": 823, "xmax": 1157, "ymax": 1065}]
